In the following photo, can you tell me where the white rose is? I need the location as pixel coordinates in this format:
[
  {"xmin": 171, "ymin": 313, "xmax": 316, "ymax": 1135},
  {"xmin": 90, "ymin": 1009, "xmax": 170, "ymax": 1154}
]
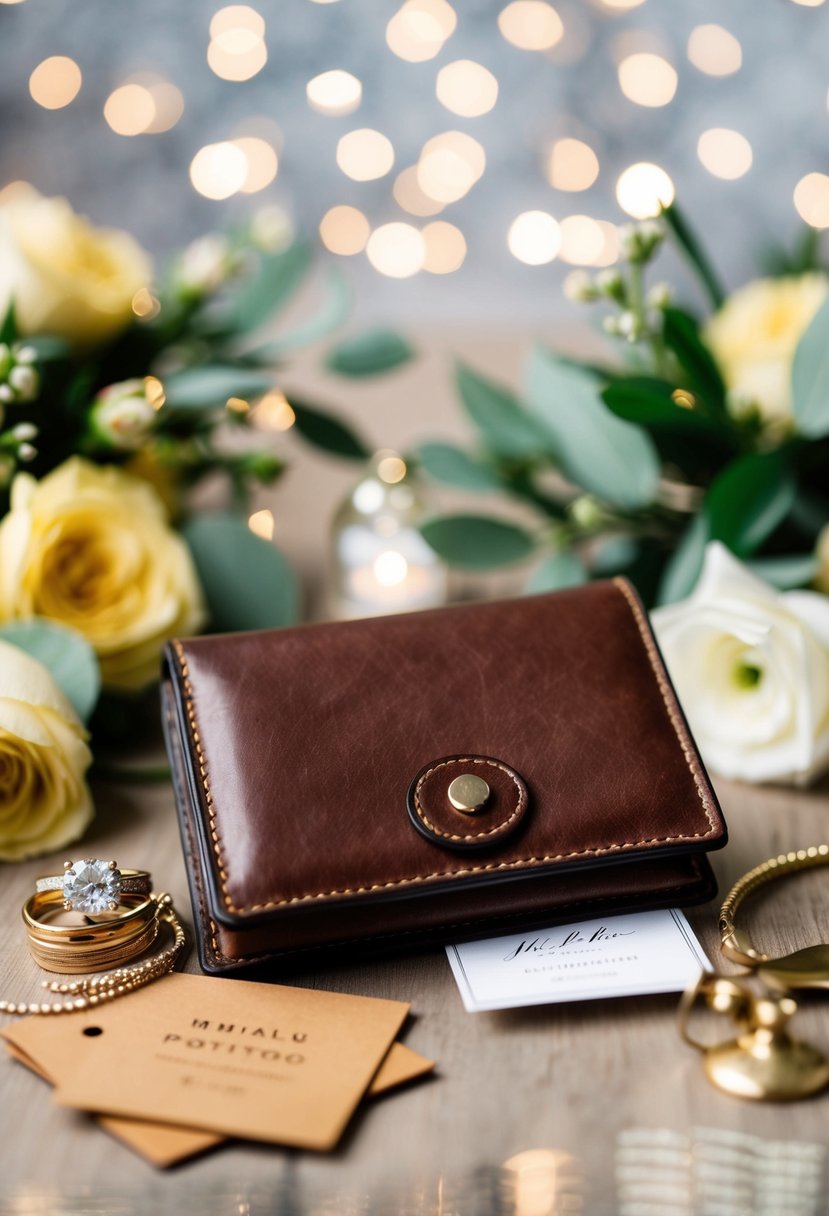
[
  {"xmin": 0, "ymin": 638, "xmax": 93, "ymax": 861},
  {"xmin": 652, "ymin": 542, "xmax": 829, "ymax": 786},
  {"xmin": 0, "ymin": 184, "xmax": 152, "ymax": 348}
]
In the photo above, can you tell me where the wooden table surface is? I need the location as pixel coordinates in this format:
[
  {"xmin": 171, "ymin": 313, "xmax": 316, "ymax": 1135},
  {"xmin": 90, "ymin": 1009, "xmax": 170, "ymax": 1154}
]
[{"xmin": 2, "ymin": 335, "xmax": 829, "ymax": 1214}]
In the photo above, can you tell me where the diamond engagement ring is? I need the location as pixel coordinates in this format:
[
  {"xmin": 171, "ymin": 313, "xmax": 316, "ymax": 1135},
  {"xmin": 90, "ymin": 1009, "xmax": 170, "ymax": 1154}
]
[{"xmin": 35, "ymin": 859, "xmax": 152, "ymax": 915}]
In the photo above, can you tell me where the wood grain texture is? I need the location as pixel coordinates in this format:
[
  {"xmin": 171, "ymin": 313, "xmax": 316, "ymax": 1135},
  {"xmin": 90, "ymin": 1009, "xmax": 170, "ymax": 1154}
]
[{"xmin": 2, "ymin": 338, "xmax": 828, "ymax": 1213}]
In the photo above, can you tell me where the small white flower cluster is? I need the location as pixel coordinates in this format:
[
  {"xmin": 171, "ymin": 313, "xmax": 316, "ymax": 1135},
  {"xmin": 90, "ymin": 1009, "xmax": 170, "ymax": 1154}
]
[
  {"xmin": 0, "ymin": 343, "xmax": 39, "ymax": 484},
  {"xmin": 563, "ymin": 221, "xmax": 671, "ymax": 346},
  {"xmin": 0, "ymin": 342, "xmax": 39, "ymax": 407}
]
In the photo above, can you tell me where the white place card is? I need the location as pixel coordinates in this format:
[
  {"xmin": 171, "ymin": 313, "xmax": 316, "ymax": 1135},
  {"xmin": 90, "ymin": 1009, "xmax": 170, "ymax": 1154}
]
[{"xmin": 446, "ymin": 909, "xmax": 710, "ymax": 1012}]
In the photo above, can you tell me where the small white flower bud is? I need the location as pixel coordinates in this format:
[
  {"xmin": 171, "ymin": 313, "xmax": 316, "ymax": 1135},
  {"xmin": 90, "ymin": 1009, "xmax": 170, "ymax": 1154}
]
[
  {"xmin": 11, "ymin": 422, "xmax": 38, "ymax": 442},
  {"xmin": 647, "ymin": 282, "xmax": 673, "ymax": 309},
  {"xmin": 563, "ymin": 270, "xmax": 596, "ymax": 302},
  {"xmin": 9, "ymin": 365, "xmax": 39, "ymax": 401},
  {"xmin": 617, "ymin": 311, "xmax": 638, "ymax": 338},
  {"xmin": 17, "ymin": 442, "xmax": 37, "ymax": 462},
  {"xmin": 569, "ymin": 495, "xmax": 604, "ymax": 531},
  {"xmin": 0, "ymin": 385, "xmax": 13, "ymax": 404},
  {"xmin": 175, "ymin": 234, "xmax": 231, "ymax": 297},
  {"xmin": 13, "ymin": 344, "xmax": 37, "ymax": 365}
]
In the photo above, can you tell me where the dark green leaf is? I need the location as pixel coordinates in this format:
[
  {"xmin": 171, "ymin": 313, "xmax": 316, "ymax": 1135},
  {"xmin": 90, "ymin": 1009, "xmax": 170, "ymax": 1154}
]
[
  {"xmin": 416, "ymin": 441, "xmax": 501, "ymax": 492},
  {"xmin": 748, "ymin": 553, "xmax": 819, "ymax": 589},
  {"xmin": 456, "ymin": 363, "xmax": 552, "ymax": 460},
  {"xmin": 705, "ymin": 451, "xmax": 796, "ymax": 557},
  {"xmin": 602, "ymin": 378, "xmax": 729, "ymax": 437},
  {"xmin": 661, "ymin": 308, "xmax": 726, "ymax": 413},
  {"xmin": 420, "ymin": 514, "xmax": 536, "ymax": 570},
  {"xmin": 525, "ymin": 347, "xmax": 660, "ymax": 508},
  {"xmin": 183, "ymin": 512, "xmax": 298, "ymax": 631},
  {"xmin": 590, "ymin": 535, "xmax": 639, "ymax": 575},
  {"xmin": 0, "ymin": 620, "xmax": 101, "ymax": 723},
  {"xmin": 164, "ymin": 365, "xmax": 272, "ymax": 410},
  {"xmin": 326, "ymin": 328, "xmax": 414, "ymax": 377},
  {"xmin": 250, "ymin": 269, "xmax": 350, "ymax": 359},
  {"xmin": 661, "ymin": 204, "xmax": 725, "ymax": 310},
  {"xmin": 791, "ymin": 293, "xmax": 829, "ymax": 438},
  {"xmin": 289, "ymin": 398, "xmax": 370, "ymax": 459},
  {"xmin": 526, "ymin": 550, "xmax": 587, "ymax": 593},
  {"xmin": 228, "ymin": 241, "xmax": 313, "ymax": 335},
  {"xmin": 0, "ymin": 302, "xmax": 18, "ymax": 344},
  {"xmin": 656, "ymin": 512, "xmax": 710, "ymax": 605}
]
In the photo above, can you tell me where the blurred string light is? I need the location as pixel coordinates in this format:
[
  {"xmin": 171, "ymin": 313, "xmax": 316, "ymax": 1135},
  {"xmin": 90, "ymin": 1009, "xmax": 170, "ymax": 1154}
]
[
  {"xmin": 29, "ymin": 57, "xmax": 82, "ymax": 109},
  {"xmin": 697, "ymin": 128, "xmax": 752, "ymax": 180},
  {"xmin": 417, "ymin": 131, "xmax": 485, "ymax": 203},
  {"xmin": 616, "ymin": 162, "xmax": 675, "ymax": 218},
  {"xmin": 103, "ymin": 74, "xmax": 184, "ymax": 136},
  {"xmin": 189, "ymin": 134, "xmax": 278, "ymax": 199},
  {"xmin": 336, "ymin": 128, "xmax": 395, "ymax": 180},
  {"xmin": 498, "ymin": 1, "xmax": 563, "ymax": 51},
  {"xmin": 233, "ymin": 136, "xmax": 278, "ymax": 191},
  {"xmin": 248, "ymin": 509, "xmax": 275, "ymax": 541},
  {"xmin": 306, "ymin": 69, "xmax": 362, "ymax": 115},
  {"xmin": 436, "ymin": 60, "xmax": 498, "ymax": 117},
  {"xmin": 687, "ymin": 24, "xmax": 742, "ymax": 76},
  {"xmin": 386, "ymin": 0, "xmax": 457, "ymax": 63},
  {"xmin": 207, "ymin": 5, "xmax": 267, "ymax": 81},
  {"xmin": 546, "ymin": 137, "xmax": 599, "ymax": 191},
  {"xmin": 366, "ymin": 222, "xmax": 425, "ymax": 277},
  {"xmin": 393, "ymin": 166, "xmax": 445, "ymax": 216},
  {"xmin": 794, "ymin": 173, "xmax": 829, "ymax": 227},
  {"xmin": 790, "ymin": 0, "xmax": 826, "ymax": 6},
  {"xmin": 617, "ymin": 52, "xmax": 677, "ymax": 107},
  {"xmin": 508, "ymin": 211, "xmax": 561, "ymax": 264},
  {"xmin": 422, "ymin": 220, "xmax": 466, "ymax": 272},
  {"xmin": 254, "ymin": 390, "xmax": 296, "ymax": 430},
  {"xmin": 597, "ymin": 0, "xmax": 646, "ymax": 8},
  {"xmin": 559, "ymin": 215, "xmax": 617, "ymax": 265},
  {"xmin": 319, "ymin": 205, "xmax": 371, "ymax": 254}
]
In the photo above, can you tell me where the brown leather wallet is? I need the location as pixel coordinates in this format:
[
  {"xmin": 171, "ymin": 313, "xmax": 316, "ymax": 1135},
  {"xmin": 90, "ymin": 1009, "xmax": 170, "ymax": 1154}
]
[{"xmin": 162, "ymin": 579, "xmax": 727, "ymax": 974}]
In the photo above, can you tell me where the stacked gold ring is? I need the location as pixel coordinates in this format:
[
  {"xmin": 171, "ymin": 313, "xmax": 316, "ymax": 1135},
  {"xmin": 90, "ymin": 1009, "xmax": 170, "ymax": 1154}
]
[{"xmin": 22, "ymin": 890, "xmax": 160, "ymax": 974}]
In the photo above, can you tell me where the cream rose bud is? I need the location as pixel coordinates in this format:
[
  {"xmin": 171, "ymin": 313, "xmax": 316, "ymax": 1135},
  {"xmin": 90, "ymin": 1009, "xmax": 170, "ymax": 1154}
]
[
  {"xmin": 653, "ymin": 542, "xmax": 829, "ymax": 787},
  {"xmin": 0, "ymin": 457, "xmax": 206, "ymax": 693},
  {"xmin": 90, "ymin": 379, "xmax": 157, "ymax": 451},
  {"xmin": 704, "ymin": 274, "xmax": 828, "ymax": 426},
  {"xmin": 0, "ymin": 185, "xmax": 152, "ymax": 348},
  {"xmin": 0, "ymin": 639, "xmax": 93, "ymax": 861}
]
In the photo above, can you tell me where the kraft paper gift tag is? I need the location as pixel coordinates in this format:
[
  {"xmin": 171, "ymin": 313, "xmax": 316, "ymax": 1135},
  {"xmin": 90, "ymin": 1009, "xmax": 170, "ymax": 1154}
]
[
  {"xmin": 6, "ymin": 973, "xmax": 412, "ymax": 1152},
  {"xmin": 4, "ymin": 1031, "xmax": 435, "ymax": 1168}
]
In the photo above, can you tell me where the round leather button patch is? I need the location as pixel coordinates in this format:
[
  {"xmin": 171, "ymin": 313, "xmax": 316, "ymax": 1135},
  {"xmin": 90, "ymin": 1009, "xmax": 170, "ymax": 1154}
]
[{"xmin": 407, "ymin": 755, "xmax": 529, "ymax": 852}]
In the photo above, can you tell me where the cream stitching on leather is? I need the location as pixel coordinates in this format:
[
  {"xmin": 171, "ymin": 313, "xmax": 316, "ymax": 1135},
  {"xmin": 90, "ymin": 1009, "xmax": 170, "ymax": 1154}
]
[
  {"xmin": 205, "ymin": 864, "xmax": 707, "ymax": 966},
  {"xmin": 170, "ymin": 580, "xmax": 720, "ymax": 917},
  {"xmin": 612, "ymin": 577, "xmax": 717, "ymax": 835},
  {"xmin": 413, "ymin": 757, "xmax": 526, "ymax": 841}
]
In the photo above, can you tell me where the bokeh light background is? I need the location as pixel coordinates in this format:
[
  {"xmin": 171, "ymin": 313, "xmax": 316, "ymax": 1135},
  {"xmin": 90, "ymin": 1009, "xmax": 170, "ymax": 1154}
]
[{"xmin": 2, "ymin": 0, "xmax": 828, "ymax": 325}]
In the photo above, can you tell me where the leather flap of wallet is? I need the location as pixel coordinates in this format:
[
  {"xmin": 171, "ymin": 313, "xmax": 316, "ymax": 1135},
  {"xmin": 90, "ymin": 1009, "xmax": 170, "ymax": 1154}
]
[{"xmin": 164, "ymin": 579, "xmax": 726, "ymax": 928}]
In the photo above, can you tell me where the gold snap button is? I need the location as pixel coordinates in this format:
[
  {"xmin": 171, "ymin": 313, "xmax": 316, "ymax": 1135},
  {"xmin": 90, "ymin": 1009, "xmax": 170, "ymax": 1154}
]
[{"xmin": 447, "ymin": 773, "xmax": 490, "ymax": 814}]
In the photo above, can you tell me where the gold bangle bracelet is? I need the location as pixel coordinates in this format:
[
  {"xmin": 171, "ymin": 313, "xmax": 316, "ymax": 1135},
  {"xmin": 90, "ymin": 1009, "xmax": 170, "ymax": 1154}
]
[
  {"xmin": 719, "ymin": 845, "xmax": 829, "ymax": 989},
  {"xmin": 22, "ymin": 890, "xmax": 160, "ymax": 973},
  {"xmin": 26, "ymin": 918, "xmax": 160, "ymax": 974},
  {"xmin": 1, "ymin": 894, "xmax": 187, "ymax": 1016}
]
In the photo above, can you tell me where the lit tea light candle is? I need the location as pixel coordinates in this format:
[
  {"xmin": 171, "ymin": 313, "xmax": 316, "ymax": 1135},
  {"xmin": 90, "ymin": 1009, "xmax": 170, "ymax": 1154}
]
[{"xmin": 330, "ymin": 451, "xmax": 448, "ymax": 619}]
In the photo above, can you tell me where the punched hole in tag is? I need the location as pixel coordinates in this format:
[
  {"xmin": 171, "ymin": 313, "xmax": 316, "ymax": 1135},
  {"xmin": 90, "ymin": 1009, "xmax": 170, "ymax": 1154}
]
[{"xmin": 82, "ymin": 1027, "xmax": 104, "ymax": 1037}]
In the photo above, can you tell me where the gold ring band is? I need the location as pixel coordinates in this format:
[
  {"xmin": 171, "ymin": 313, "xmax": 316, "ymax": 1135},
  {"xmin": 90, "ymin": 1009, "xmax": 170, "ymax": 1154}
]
[{"xmin": 23, "ymin": 889, "xmax": 160, "ymax": 974}]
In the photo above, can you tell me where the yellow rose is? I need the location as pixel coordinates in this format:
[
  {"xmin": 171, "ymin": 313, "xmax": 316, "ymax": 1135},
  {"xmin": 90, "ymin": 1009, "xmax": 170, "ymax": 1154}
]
[
  {"xmin": 0, "ymin": 184, "xmax": 152, "ymax": 347},
  {"xmin": 704, "ymin": 274, "xmax": 828, "ymax": 425},
  {"xmin": 0, "ymin": 458, "xmax": 205, "ymax": 692},
  {"xmin": 0, "ymin": 638, "xmax": 93, "ymax": 861}
]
